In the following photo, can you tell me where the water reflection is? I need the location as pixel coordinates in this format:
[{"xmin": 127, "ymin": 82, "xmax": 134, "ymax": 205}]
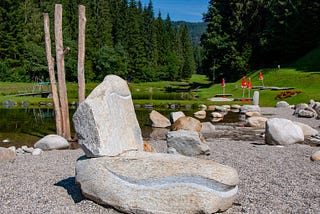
[{"xmin": 0, "ymin": 107, "xmax": 242, "ymax": 148}]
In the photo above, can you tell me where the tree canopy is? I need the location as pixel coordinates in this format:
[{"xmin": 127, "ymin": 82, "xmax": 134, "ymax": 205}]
[
  {"xmin": 0, "ymin": 0, "xmax": 195, "ymax": 82},
  {"xmin": 201, "ymin": 0, "xmax": 320, "ymax": 82}
]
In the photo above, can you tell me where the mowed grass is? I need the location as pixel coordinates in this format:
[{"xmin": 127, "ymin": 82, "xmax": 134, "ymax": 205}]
[{"xmin": 0, "ymin": 69, "xmax": 319, "ymax": 108}]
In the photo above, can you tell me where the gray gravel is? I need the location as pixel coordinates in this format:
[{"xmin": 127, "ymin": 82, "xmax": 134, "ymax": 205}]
[{"xmin": 0, "ymin": 107, "xmax": 319, "ymax": 213}]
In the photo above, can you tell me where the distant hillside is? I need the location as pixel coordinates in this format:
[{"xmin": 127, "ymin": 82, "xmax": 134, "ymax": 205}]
[{"xmin": 173, "ymin": 21, "xmax": 207, "ymax": 46}]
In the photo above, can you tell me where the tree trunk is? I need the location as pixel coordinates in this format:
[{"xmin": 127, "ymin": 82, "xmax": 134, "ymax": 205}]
[
  {"xmin": 77, "ymin": 5, "xmax": 86, "ymax": 104},
  {"xmin": 54, "ymin": 4, "xmax": 71, "ymax": 140},
  {"xmin": 43, "ymin": 13, "xmax": 63, "ymax": 136}
]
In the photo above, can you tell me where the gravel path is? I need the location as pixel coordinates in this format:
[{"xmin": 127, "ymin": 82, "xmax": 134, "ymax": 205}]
[{"xmin": 0, "ymin": 107, "xmax": 319, "ymax": 213}]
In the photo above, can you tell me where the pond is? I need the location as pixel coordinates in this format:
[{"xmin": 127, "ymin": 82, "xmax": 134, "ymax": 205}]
[{"xmin": 0, "ymin": 107, "xmax": 243, "ymax": 148}]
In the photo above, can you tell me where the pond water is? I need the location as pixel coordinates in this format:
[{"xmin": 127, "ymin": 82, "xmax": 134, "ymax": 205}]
[{"xmin": 0, "ymin": 107, "xmax": 243, "ymax": 148}]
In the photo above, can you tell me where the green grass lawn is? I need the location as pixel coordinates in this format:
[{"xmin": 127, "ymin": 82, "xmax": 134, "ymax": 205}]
[{"xmin": 0, "ymin": 68, "xmax": 319, "ymax": 108}]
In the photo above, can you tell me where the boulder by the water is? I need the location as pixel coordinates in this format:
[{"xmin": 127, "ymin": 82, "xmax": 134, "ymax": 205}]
[
  {"xmin": 72, "ymin": 75, "xmax": 144, "ymax": 157},
  {"xmin": 166, "ymin": 130, "xmax": 210, "ymax": 156},
  {"xmin": 172, "ymin": 116, "xmax": 202, "ymax": 132},
  {"xmin": 34, "ymin": 134, "xmax": 69, "ymax": 151},
  {"xmin": 169, "ymin": 111, "xmax": 185, "ymax": 123},
  {"xmin": 149, "ymin": 110, "xmax": 171, "ymax": 128},
  {"xmin": 75, "ymin": 151, "xmax": 239, "ymax": 214},
  {"xmin": 265, "ymin": 118, "xmax": 304, "ymax": 145}
]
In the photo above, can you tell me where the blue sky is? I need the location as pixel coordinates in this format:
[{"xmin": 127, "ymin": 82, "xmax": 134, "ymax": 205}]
[{"xmin": 139, "ymin": 0, "xmax": 209, "ymax": 22}]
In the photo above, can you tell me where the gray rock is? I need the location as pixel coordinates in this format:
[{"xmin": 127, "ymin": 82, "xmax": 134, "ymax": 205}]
[
  {"xmin": 201, "ymin": 122, "xmax": 216, "ymax": 134},
  {"xmin": 170, "ymin": 111, "xmax": 185, "ymax": 123},
  {"xmin": 265, "ymin": 118, "xmax": 304, "ymax": 145},
  {"xmin": 296, "ymin": 109, "xmax": 317, "ymax": 118},
  {"xmin": 240, "ymin": 105, "xmax": 261, "ymax": 113},
  {"xmin": 0, "ymin": 147, "xmax": 16, "ymax": 162},
  {"xmin": 75, "ymin": 151, "xmax": 239, "ymax": 214},
  {"xmin": 149, "ymin": 128, "xmax": 170, "ymax": 140},
  {"xmin": 166, "ymin": 130, "xmax": 210, "ymax": 156},
  {"xmin": 276, "ymin": 101, "xmax": 290, "ymax": 108},
  {"xmin": 72, "ymin": 75, "xmax": 143, "ymax": 157},
  {"xmin": 149, "ymin": 110, "xmax": 171, "ymax": 128},
  {"xmin": 34, "ymin": 134, "xmax": 69, "ymax": 151}
]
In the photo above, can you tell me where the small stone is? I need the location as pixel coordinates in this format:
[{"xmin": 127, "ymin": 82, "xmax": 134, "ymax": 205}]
[
  {"xmin": 310, "ymin": 151, "xmax": 320, "ymax": 161},
  {"xmin": 32, "ymin": 148, "xmax": 43, "ymax": 156}
]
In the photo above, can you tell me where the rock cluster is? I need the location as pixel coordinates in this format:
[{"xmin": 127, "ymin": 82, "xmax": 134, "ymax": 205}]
[{"xmin": 73, "ymin": 75, "xmax": 239, "ymax": 213}]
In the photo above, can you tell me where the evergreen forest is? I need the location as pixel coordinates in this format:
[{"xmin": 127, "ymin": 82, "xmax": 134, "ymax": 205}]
[
  {"xmin": 201, "ymin": 0, "xmax": 320, "ymax": 82},
  {"xmin": 0, "ymin": 0, "xmax": 195, "ymax": 82}
]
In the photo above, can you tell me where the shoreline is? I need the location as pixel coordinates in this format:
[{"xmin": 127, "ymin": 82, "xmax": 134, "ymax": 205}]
[{"xmin": 0, "ymin": 107, "xmax": 319, "ymax": 213}]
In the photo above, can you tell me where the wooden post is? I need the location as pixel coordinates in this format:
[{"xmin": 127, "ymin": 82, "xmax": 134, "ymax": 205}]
[
  {"xmin": 77, "ymin": 5, "xmax": 86, "ymax": 104},
  {"xmin": 43, "ymin": 13, "xmax": 63, "ymax": 136},
  {"xmin": 54, "ymin": 4, "xmax": 71, "ymax": 140}
]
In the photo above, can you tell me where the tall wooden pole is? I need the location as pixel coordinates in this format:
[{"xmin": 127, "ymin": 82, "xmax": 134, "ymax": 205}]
[
  {"xmin": 43, "ymin": 13, "xmax": 62, "ymax": 136},
  {"xmin": 54, "ymin": 4, "xmax": 71, "ymax": 140},
  {"xmin": 77, "ymin": 5, "xmax": 86, "ymax": 104}
]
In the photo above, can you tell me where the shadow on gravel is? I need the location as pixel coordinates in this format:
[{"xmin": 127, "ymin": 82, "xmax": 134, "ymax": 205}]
[{"xmin": 55, "ymin": 177, "xmax": 84, "ymax": 203}]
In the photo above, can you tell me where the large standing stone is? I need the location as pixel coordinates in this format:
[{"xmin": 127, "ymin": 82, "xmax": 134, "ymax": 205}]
[
  {"xmin": 253, "ymin": 91, "xmax": 259, "ymax": 105},
  {"xmin": 72, "ymin": 75, "xmax": 143, "ymax": 157},
  {"xmin": 265, "ymin": 118, "xmax": 304, "ymax": 145},
  {"xmin": 34, "ymin": 134, "xmax": 69, "ymax": 150},
  {"xmin": 166, "ymin": 130, "xmax": 210, "ymax": 156},
  {"xmin": 149, "ymin": 110, "xmax": 171, "ymax": 128},
  {"xmin": 76, "ymin": 151, "xmax": 239, "ymax": 214}
]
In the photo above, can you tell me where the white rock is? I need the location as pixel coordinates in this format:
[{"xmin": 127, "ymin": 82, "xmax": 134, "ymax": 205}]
[
  {"xmin": 34, "ymin": 134, "xmax": 69, "ymax": 151},
  {"xmin": 265, "ymin": 118, "xmax": 304, "ymax": 145},
  {"xmin": 276, "ymin": 101, "xmax": 290, "ymax": 108},
  {"xmin": 32, "ymin": 148, "xmax": 43, "ymax": 156},
  {"xmin": 170, "ymin": 111, "xmax": 185, "ymax": 123},
  {"xmin": 201, "ymin": 122, "xmax": 216, "ymax": 134}
]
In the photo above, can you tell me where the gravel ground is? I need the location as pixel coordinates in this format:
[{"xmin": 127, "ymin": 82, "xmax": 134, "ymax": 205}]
[{"xmin": 0, "ymin": 107, "xmax": 319, "ymax": 213}]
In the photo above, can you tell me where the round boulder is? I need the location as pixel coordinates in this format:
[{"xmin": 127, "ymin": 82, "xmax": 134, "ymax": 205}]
[
  {"xmin": 172, "ymin": 116, "xmax": 202, "ymax": 132},
  {"xmin": 34, "ymin": 134, "xmax": 69, "ymax": 150}
]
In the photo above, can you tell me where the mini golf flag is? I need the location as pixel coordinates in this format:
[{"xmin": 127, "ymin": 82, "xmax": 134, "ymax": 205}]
[
  {"xmin": 241, "ymin": 76, "xmax": 247, "ymax": 88},
  {"xmin": 221, "ymin": 78, "xmax": 225, "ymax": 87},
  {"xmin": 259, "ymin": 72, "xmax": 263, "ymax": 80},
  {"xmin": 247, "ymin": 78, "xmax": 252, "ymax": 89}
]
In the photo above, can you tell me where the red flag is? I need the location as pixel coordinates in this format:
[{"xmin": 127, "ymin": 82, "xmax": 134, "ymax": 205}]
[
  {"xmin": 221, "ymin": 78, "xmax": 225, "ymax": 87},
  {"xmin": 241, "ymin": 76, "xmax": 247, "ymax": 88},
  {"xmin": 247, "ymin": 78, "xmax": 252, "ymax": 89},
  {"xmin": 259, "ymin": 72, "xmax": 263, "ymax": 81}
]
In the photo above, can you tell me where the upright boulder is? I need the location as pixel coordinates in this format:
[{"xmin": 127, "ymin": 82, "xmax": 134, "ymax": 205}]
[
  {"xmin": 73, "ymin": 75, "xmax": 143, "ymax": 157},
  {"xmin": 265, "ymin": 118, "xmax": 304, "ymax": 145}
]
